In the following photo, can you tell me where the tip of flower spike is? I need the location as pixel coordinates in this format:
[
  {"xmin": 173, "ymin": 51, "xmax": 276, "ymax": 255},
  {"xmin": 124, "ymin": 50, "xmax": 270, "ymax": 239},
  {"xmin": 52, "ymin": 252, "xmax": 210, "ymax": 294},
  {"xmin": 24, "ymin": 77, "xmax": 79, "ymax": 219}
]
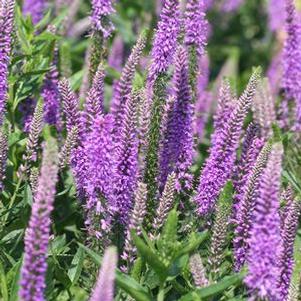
[{"xmin": 251, "ymin": 66, "xmax": 262, "ymax": 78}]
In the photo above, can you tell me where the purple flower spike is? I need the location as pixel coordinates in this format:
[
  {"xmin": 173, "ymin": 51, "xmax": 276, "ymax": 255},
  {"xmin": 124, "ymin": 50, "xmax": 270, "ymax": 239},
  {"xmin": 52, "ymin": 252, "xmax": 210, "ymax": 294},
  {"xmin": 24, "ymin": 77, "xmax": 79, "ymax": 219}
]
[
  {"xmin": 84, "ymin": 114, "xmax": 116, "ymax": 240},
  {"xmin": 19, "ymin": 139, "xmax": 59, "ymax": 301},
  {"xmin": 185, "ymin": 0, "xmax": 208, "ymax": 55},
  {"xmin": 83, "ymin": 64, "xmax": 105, "ymax": 131},
  {"xmin": 232, "ymin": 124, "xmax": 264, "ymax": 221},
  {"xmin": 114, "ymin": 93, "xmax": 139, "ymax": 224},
  {"xmin": 268, "ymin": 0, "xmax": 286, "ymax": 32},
  {"xmin": 159, "ymin": 47, "xmax": 194, "ymax": 192},
  {"xmin": 277, "ymin": 192, "xmax": 301, "ymax": 299},
  {"xmin": 0, "ymin": 0, "xmax": 15, "ymax": 125},
  {"xmin": 42, "ymin": 65, "xmax": 61, "ymax": 130},
  {"xmin": 108, "ymin": 36, "xmax": 124, "ymax": 71},
  {"xmin": 58, "ymin": 78, "xmax": 80, "ymax": 133},
  {"xmin": 91, "ymin": 0, "xmax": 115, "ymax": 37},
  {"xmin": 245, "ymin": 144, "xmax": 283, "ymax": 301},
  {"xmin": 282, "ymin": 0, "xmax": 301, "ymax": 126},
  {"xmin": 111, "ymin": 34, "xmax": 146, "ymax": 138},
  {"xmin": 89, "ymin": 247, "xmax": 118, "ymax": 301},
  {"xmin": 23, "ymin": 0, "xmax": 47, "ymax": 24},
  {"xmin": 149, "ymin": 0, "xmax": 180, "ymax": 79},
  {"xmin": 233, "ymin": 142, "xmax": 272, "ymax": 271},
  {"xmin": 194, "ymin": 69, "xmax": 260, "ymax": 216}
]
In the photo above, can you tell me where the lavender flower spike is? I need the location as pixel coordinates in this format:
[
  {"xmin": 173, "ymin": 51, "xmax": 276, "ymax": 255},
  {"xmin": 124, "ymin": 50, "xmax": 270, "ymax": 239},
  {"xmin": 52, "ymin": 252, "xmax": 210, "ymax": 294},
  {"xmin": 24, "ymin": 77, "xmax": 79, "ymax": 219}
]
[
  {"xmin": 58, "ymin": 78, "xmax": 80, "ymax": 133},
  {"xmin": 194, "ymin": 68, "xmax": 261, "ymax": 216},
  {"xmin": 83, "ymin": 64, "xmax": 105, "ymax": 131},
  {"xmin": 23, "ymin": 0, "xmax": 47, "ymax": 24},
  {"xmin": 233, "ymin": 141, "xmax": 272, "ymax": 271},
  {"xmin": 185, "ymin": 0, "xmax": 208, "ymax": 55},
  {"xmin": 153, "ymin": 173, "xmax": 176, "ymax": 237},
  {"xmin": 84, "ymin": 114, "xmax": 116, "ymax": 241},
  {"xmin": 0, "ymin": 0, "xmax": 15, "ymax": 125},
  {"xmin": 42, "ymin": 65, "xmax": 61, "ymax": 129},
  {"xmin": 111, "ymin": 34, "xmax": 146, "ymax": 136},
  {"xmin": 245, "ymin": 143, "xmax": 283, "ymax": 301},
  {"xmin": 268, "ymin": 0, "xmax": 286, "ymax": 32},
  {"xmin": 89, "ymin": 247, "xmax": 118, "ymax": 301},
  {"xmin": 0, "ymin": 128, "xmax": 8, "ymax": 190},
  {"xmin": 149, "ymin": 0, "xmax": 180, "ymax": 79},
  {"xmin": 277, "ymin": 195, "xmax": 301, "ymax": 299},
  {"xmin": 159, "ymin": 47, "xmax": 194, "ymax": 191},
  {"xmin": 121, "ymin": 182, "xmax": 147, "ymax": 270},
  {"xmin": 22, "ymin": 102, "xmax": 44, "ymax": 173},
  {"xmin": 282, "ymin": 0, "xmax": 301, "ymax": 125},
  {"xmin": 91, "ymin": 0, "xmax": 115, "ymax": 38},
  {"xmin": 114, "ymin": 91, "xmax": 139, "ymax": 224},
  {"xmin": 189, "ymin": 254, "xmax": 209, "ymax": 288},
  {"xmin": 19, "ymin": 139, "xmax": 59, "ymax": 301}
]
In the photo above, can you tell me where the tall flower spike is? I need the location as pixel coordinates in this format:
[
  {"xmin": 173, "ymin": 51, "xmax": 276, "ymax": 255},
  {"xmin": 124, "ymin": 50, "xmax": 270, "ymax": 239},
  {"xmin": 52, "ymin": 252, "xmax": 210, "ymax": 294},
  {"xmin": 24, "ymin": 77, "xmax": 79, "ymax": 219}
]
[
  {"xmin": 29, "ymin": 167, "xmax": 39, "ymax": 196},
  {"xmin": 232, "ymin": 124, "xmax": 264, "ymax": 220},
  {"xmin": 91, "ymin": 0, "xmax": 115, "ymax": 38},
  {"xmin": 121, "ymin": 182, "xmax": 147, "ymax": 270},
  {"xmin": 42, "ymin": 65, "xmax": 61, "ymax": 129},
  {"xmin": 268, "ymin": 0, "xmax": 286, "ymax": 32},
  {"xmin": 277, "ymin": 196, "xmax": 301, "ymax": 299},
  {"xmin": 149, "ymin": 0, "xmax": 180, "ymax": 79},
  {"xmin": 282, "ymin": 0, "xmax": 301, "ymax": 126},
  {"xmin": 23, "ymin": 0, "xmax": 47, "ymax": 24},
  {"xmin": 137, "ymin": 89, "xmax": 152, "ymax": 173},
  {"xmin": 114, "ymin": 92, "xmax": 139, "ymax": 224},
  {"xmin": 22, "ymin": 102, "xmax": 44, "ymax": 173},
  {"xmin": 209, "ymin": 182, "xmax": 232, "ymax": 280},
  {"xmin": 108, "ymin": 35, "xmax": 124, "ymax": 71},
  {"xmin": 84, "ymin": 114, "xmax": 116, "ymax": 240},
  {"xmin": 19, "ymin": 139, "xmax": 59, "ymax": 301},
  {"xmin": 185, "ymin": 0, "xmax": 208, "ymax": 56},
  {"xmin": 59, "ymin": 126, "xmax": 78, "ymax": 170},
  {"xmin": 89, "ymin": 247, "xmax": 118, "ymax": 301},
  {"xmin": 159, "ymin": 47, "xmax": 194, "ymax": 191},
  {"xmin": 83, "ymin": 64, "xmax": 105, "ymax": 131},
  {"xmin": 253, "ymin": 78, "xmax": 276, "ymax": 138},
  {"xmin": 0, "ymin": 0, "xmax": 15, "ymax": 125},
  {"xmin": 19, "ymin": 98, "xmax": 36, "ymax": 133},
  {"xmin": 111, "ymin": 34, "xmax": 146, "ymax": 137},
  {"xmin": 233, "ymin": 141, "xmax": 272, "ymax": 271},
  {"xmin": 153, "ymin": 173, "xmax": 176, "ymax": 237},
  {"xmin": 189, "ymin": 254, "xmax": 209, "ymax": 288},
  {"xmin": 194, "ymin": 68, "xmax": 260, "ymax": 216},
  {"xmin": 58, "ymin": 78, "xmax": 80, "ymax": 133},
  {"xmin": 212, "ymin": 78, "xmax": 234, "ymax": 143},
  {"xmin": 0, "ymin": 128, "xmax": 8, "ymax": 190},
  {"xmin": 245, "ymin": 143, "xmax": 283, "ymax": 301}
]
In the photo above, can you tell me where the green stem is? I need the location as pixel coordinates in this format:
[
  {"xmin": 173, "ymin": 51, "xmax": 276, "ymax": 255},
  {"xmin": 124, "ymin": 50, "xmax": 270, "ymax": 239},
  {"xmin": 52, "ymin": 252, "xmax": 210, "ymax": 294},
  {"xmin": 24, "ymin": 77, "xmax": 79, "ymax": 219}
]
[
  {"xmin": 3, "ymin": 174, "xmax": 24, "ymax": 224},
  {"xmin": 144, "ymin": 73, "xmax": 168, "ymax": 205}
]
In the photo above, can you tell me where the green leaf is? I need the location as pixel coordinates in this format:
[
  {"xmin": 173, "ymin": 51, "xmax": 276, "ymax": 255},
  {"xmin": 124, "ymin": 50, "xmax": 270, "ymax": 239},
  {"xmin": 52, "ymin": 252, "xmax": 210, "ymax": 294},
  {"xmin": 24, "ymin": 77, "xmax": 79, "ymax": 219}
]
[
  {"xmin": 8, "ymin": 260, "xmax": 22, "ymax": 301},
  {"xmin": 177, "ymin": 231, "xmax": 209, "ymax": 257},
  {"xmin": 131, "ymin": 231, "xmax": 168, "ymax": 283},
  {"xmin": 23, "ymin": 184, "xmax": 33, "ymax": 206},
  {"xmin": 116, "ymin": 270, "xmax": 153, "ymax": 301},
  {"xmin": 0, "ymin": 261, "xmax": 8, "ymax": 301},
  {"xmin": 181, "ymin": 272, "xmax": 246, "ymax": 300},
  {"xmin": 67, "ymin": 247, "xmax": 84, "ymax": 284},
  {"xmin": 167, "ymin": 254, "xmax": 189, "ymax": 278}
]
